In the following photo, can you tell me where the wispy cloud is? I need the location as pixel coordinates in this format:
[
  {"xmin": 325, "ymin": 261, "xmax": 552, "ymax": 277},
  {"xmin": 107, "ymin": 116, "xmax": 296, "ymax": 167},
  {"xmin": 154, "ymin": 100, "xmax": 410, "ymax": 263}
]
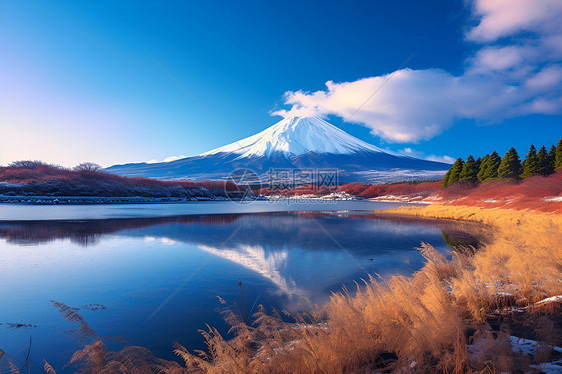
[
  {"xmin": 272, "ymin": 0, "xmax": 562, "ymax": 143},
  {"xmin": 466, "ymin": 0, "xmax": 562, "ymax": 42},
  {"xmin": 425, "ymin": 155, "xmax": 455, "ymax": 164},
  {"xmin": 163, "ymin": 155, "xmax": 186, "ymax": 162},
  {"xmin": 399, "ymin": 148, "xmax": 455, "ymax": 164},
  {"xmin": 146, "ymin": 155, "xmax": 186, "ymax": 164}
]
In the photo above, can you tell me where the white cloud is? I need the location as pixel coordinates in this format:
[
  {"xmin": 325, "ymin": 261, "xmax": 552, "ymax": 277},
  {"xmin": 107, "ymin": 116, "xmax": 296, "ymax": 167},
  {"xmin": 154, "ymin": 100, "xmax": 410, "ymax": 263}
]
[
  {"xmin": 146, "ymin": 155, "xmax": 186, "ymax": 164},
  {"xmin": 400, "ymin": 148, "xmax": 417, "ymax": 155},
  {"xmin": 161, "ymin": 237, "xmax": 177, "ymax": 245},
  {"xmin": 399, "ymin": 148, "xmax": 455, "ymax": 164},
  {"xmin": 425, "ymin": 155, "xmax": 455, "ymax": 164},
  {"xmin": 467, "ymin": 0, "xmax": 562, "ymax": 76},
  {"xmin": 272, "ymin": 0, "xmax": 562, "ymax": 143},
  {"xmin": 525, "ymin": 65, "xmax": 562, "ymax": 89},
  {"xmin": 469, "ymin": 45, "xmax": 530, "ymax": 73},
  {"xmin": 273, "ymin": 67, "xmax": 561, "ymax": 142},
  {"xmin": 466, "ymin": 0, "xmax": 562, "ymax": 42},
  {"xmin": 163, "ymin": 155, "xmax": 186, "ymax": 162}
]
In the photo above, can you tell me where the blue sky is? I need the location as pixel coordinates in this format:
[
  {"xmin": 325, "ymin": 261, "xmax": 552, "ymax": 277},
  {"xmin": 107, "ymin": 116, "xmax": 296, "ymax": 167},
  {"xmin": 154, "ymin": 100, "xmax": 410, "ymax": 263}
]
[{"xmin": 1, "ymin": 0, "xmax": 561, "ymax": 167}]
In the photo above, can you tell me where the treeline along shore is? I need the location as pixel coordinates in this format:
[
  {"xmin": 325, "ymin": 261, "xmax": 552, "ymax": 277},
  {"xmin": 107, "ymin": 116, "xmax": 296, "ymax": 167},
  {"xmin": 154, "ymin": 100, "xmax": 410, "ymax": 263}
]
[{"xmin": 442, "ymin": 137, "xmax": 562, "ymax": 187}]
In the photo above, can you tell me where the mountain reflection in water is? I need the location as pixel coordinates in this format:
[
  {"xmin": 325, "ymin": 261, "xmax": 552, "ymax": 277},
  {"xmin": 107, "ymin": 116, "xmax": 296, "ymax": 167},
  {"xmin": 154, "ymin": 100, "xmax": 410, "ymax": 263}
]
[
  {"xmin": 0, "ymin": 212, "xmax": 483, "ymax": 302},
  {"xmin": 0, "ymin": 211, "xmax": 484, "ymax": 367}
]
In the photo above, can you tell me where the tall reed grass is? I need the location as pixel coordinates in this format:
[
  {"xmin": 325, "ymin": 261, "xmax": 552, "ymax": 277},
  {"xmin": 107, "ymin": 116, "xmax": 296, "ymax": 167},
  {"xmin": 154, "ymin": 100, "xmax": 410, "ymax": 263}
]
[
  {"xmin": 171, "ymin": 206, "xmax": 562, "ymax": 373},
  {"xmin": 176, "ymin": 205, "xmax": 562, "ymax": 373}
]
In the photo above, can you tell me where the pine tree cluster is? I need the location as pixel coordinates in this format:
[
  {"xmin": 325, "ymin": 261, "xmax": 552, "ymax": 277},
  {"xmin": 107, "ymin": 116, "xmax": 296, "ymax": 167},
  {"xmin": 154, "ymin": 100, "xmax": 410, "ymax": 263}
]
[{"xmin": 442, "ymin": 137, "xmax": 562, "ymax": 188}]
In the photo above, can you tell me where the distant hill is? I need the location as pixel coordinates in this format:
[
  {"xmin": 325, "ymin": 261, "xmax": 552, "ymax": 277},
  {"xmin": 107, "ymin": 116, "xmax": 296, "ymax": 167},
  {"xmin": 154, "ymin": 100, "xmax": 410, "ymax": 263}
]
[{"xmin": 0, "ymin": 163, "xmax": 235, "ymax": 199}]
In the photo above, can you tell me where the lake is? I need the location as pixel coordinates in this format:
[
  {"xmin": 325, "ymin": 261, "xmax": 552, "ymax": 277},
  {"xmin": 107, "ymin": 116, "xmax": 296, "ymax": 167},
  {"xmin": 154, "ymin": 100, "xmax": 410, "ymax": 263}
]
[{"xmin": 0, "ymin": 201, "xmax": 482, "ymax": 371}]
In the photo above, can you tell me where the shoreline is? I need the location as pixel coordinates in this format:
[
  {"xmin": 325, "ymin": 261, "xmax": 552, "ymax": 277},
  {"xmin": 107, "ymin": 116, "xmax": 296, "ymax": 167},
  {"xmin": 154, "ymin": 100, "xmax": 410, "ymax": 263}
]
[
  {"xmin": 173, "ymin": 203, "xmax": 562, "ymax": 372},
  {"xmin": 0, "ymin": 195, "xmax": 231, "ymax": 205},
  {"xmin": 0, "ymin": 194, "xmax": 365, "ymax": 205},
  {"xmin": 0, "ymin": 199, "xmax": 407, "ymax": 222}
]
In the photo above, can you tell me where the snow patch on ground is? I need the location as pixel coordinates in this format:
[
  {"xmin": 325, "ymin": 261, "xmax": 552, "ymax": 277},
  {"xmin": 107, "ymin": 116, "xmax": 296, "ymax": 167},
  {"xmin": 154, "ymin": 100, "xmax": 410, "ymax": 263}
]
[
  {"xmin": 370, "ymin": 195, "xmax": 432, "ymax": 204},
  {"xmin": 534, "ymin": 295, "xmax": 562, "ymax": 306},
  {"xmin": 532, "ymin": 359, "xmax": 562, "ymax": 373},
  {"xmin": 268, "ymin": 191, "xmax": 361, "ymax": 201},
  {"xmin": 350, "ymin": 169, "xmax": 446, "ymax": 184},
  {"xmin": 493, "ymin": 292, "xmax": 514, "ymax": 297},
  {"xmin": 510, "ymin": 336, "xmax": 562, "ymax": 373}
]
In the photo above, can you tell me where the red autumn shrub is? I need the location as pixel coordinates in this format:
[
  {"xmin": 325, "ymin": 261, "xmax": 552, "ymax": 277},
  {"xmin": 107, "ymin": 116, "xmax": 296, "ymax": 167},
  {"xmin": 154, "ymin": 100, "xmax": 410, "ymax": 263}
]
[{"xmin": 0, "ymin": 164, "xmax": 235, "ymax": 197}]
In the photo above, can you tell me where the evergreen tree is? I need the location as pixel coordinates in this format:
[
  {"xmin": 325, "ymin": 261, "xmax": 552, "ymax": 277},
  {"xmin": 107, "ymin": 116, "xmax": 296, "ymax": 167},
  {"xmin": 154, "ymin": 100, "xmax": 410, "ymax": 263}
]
[
  {"xmin": 537, "ymin": 145, "xmax": 553, "ymax": 176},
  {"xmin": 521, "ymin": 145, "xmax": 539, "ymax": 178},
  {"xmin": 441, "ymin": 169, "xmax": 452, "ymax": 189},
  {"xmin": 482, "ymin": 151, "xmax": 501, "ymax": 181},
  {"xmin": 459, "ymin": 155, "xmax": 479, "ymax": 183},
  {"xmin": 475, "ymin": 157, "xmax": 481, "ymax": 171},
  {"xmin": 556, "ymin": 137, "xmax": 562, "ymax": 170},
  {"xmin": 442, "ymin": 158, "xmax": 464, "ymax": 187},
  {"xmin": 477, "ymin": 154, "xmax": 490, "ymax": 182},
  {"xmin": 497, "ymin": 147, "xmax": 522, "ymax": 180},
  {"xmin": 548, "ymin": 145, "xmax": 556, "ymax": 169}
]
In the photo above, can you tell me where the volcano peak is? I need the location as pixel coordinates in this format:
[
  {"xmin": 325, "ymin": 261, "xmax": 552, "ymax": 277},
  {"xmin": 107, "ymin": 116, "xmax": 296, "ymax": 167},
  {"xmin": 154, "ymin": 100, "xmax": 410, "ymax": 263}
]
[{"xmin": 200, "ymin": 116, "xmax": 386, "ymax": 158}]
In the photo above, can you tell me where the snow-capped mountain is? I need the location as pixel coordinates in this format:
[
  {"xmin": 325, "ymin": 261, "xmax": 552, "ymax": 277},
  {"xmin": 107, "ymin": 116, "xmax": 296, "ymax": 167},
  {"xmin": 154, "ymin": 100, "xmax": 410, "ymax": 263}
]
[
  {"xmin": 200, "ymin": 116, "xmax": 388, "ymax": 158},
  {"xmin": 106, "ymin": 116, "xmax": 450, "ymax": 183}
]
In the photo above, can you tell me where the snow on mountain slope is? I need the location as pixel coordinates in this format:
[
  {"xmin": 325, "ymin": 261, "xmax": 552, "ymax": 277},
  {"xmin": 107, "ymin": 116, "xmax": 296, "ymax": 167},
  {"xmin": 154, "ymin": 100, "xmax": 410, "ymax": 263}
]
[
  {"xmin": 106, "ymin": 116, "xmax": 450, "ymax": 183},
  {"xmin": 200, "ymin": 116, "xmax": 390, "ymax": 158}
]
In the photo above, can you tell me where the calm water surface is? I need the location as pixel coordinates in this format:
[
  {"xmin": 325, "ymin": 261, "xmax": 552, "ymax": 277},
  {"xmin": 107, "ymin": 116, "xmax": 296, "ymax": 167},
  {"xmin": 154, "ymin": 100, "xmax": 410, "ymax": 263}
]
[{"xmin": 0, "ymin": 201, "xmax": 481, "ymax": 370}]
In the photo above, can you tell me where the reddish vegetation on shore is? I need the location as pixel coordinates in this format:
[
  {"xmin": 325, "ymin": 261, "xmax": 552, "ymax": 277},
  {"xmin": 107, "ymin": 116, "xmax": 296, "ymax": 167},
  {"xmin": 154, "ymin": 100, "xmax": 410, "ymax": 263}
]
[
  {"xmin": 256, "ymin": 181, "xmax": 443, "ymax": 199},
  {"xmin": 255, "ymin": 181, "xmax": 442, "ymax": 199},
  {"xmin": 259, "ymin": 171, "xmax": 562, "ymax": 213},
  {"xmin": 0, "ymin": 164, "xmax": 236, "ymax": 197},
  {"xmin": 0, "ymin": 164, "xmax": 226, "ymax": 188},
  {"xmin": 339, "ymin": 180, "xmax": 441, "ymax": 199},
  {"xmin": 255, "ymin": 184, "xmax": 339, "ymax": 197},
  {"xmin": 441, "ymin": 171, "xmax": 562, "ymax": 212}
]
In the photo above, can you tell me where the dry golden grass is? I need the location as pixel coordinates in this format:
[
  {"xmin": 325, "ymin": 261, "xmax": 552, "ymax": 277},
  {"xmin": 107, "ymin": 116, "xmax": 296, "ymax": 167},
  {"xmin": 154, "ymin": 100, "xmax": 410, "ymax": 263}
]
[
  {"xmin": 387, "ymin": 205, "xmax": 562, "ymax": 310},
  {"xmin": 172, "ymin": 205, "xmax": 562, "ymax": 373}
]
